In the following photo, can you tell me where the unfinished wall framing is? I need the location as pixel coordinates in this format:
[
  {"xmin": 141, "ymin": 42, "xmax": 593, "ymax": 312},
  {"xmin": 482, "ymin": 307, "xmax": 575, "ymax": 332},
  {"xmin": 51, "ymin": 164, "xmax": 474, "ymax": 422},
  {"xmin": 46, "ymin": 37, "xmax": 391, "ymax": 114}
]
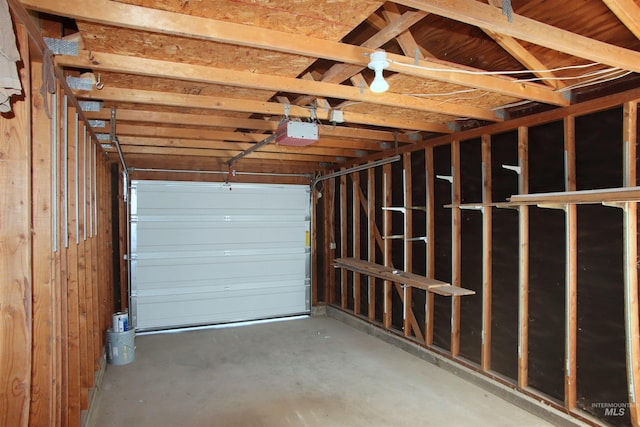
[
  {"xmin": 0, "ymin": 9, "xmax": 115, "ymax": 427},
  {"xmin": 320, "ymin": 89, "xmax": 640, "ymax": 427}
]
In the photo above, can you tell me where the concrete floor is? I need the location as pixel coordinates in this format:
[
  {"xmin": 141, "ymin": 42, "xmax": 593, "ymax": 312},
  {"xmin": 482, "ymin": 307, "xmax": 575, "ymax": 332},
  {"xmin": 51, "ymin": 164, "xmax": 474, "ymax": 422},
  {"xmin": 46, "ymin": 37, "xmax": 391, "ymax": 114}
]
[{"xmin": 89, "ymin": 315, "xmax": 553, "ymax": 427}]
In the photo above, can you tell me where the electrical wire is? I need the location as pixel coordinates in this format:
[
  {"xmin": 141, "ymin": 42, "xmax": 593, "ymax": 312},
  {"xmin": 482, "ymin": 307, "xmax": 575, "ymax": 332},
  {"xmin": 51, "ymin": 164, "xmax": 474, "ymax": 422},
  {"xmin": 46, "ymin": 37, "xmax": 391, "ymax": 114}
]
[{"xmin": 391, "ymin": 59, "xmax": 602, "ymax": 76}]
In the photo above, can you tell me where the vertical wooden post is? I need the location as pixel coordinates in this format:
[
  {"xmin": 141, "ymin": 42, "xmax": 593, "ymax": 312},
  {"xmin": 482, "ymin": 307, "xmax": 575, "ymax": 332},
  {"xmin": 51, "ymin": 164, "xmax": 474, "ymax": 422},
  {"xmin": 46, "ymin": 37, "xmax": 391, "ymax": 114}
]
[
  {"xmin": 58, "ymin": 93, "xmax": 70, "ymax": 427},
  {"xmin": 564, "ymin": 115, "xmax": 578, "ymax": 410},
  {"xmin": 352, "ymin": 172, "xmax": 361, "ymax": 315},
  {"xmin": 29, "ymin": 59, "xmax": 55, "ymax": 427},
  {"xmin": 76, "ymin": 121, "xmax": 89, "ymax": 410},
  {"xmin": 324, "ymin": 178, "xmax": 335, "ymax": 304},
  {"xmin": 368, "ymin": 167, "xmax": 376, "ymax": 321},
  {"xmin": 404, "ymin": 153, "xmax": 414, "ymax": 337},
  {"xmin": 517, "ymin": 127, "xmax": 530, "ymax": 388},
  {"xmin": 311, "ymin": 184, "xmax": 319, "ymax": 306},
  {"xmin": 425, "ymin": 147, "xmax": 435, "ymax": 346},
  {"xmin": 383, "ymin": 163, "xmax": 393, "ymax": 329},
  {"xmin": 0, "ymin": 23, "xmax": 32, "ymax": 427},
  {"xmin": 451, "ymin": 141, "xmax": 461, "ymax": 357},
  {"xmin": 623, "ymin": 101, "xmax": 640, "ymax": 426},
  {"xmin": 481, "ymin": 134, "xmax": 493, "ymax": 371},
  {"xmin": 65, "ymin": 104, "xmax": 81, "ymax": 426},
  {"xmin": 340, "ymin": 173, "xmax": 348, "ymax": 309}
]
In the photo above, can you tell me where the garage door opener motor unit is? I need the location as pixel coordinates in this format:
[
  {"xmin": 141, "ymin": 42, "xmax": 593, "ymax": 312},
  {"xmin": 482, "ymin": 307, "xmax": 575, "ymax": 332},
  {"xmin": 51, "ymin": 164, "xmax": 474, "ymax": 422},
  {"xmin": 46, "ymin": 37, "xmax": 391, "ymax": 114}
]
[{"xmin": 276, "ymin": 120, "xmax": 318, "ymax": 146}]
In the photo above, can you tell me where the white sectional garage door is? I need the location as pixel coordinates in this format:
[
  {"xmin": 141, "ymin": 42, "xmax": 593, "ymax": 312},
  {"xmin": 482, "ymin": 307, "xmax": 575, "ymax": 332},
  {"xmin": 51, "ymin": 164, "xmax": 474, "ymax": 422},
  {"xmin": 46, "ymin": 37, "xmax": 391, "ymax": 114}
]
[{"xmin": 129, "ymin": 180, "xmax": 311, "ymax": 331}]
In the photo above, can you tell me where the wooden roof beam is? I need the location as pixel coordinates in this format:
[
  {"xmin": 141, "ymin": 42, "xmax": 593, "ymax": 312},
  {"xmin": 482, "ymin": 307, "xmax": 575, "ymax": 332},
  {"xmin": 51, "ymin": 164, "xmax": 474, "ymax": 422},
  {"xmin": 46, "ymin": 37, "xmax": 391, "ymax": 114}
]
[
  {"xmin": 395, "ymin": 0, "xmax": 640, "ymax": 72},
  {"xmin": 114, "ymin": 136, "xmax": 365, "ymax": 159},
  {"xmin": 319, "ymin": 9, "xmax": 428, "ymax": 84},
  {"xmin": 57, "ymin": 50, "xmax": 499, "ymax": 121},
  {"xmin": 482, "ymin": 29, "xmax": 566, "ymax": 90},
  {"xmin": 84, "ymin": 108, "xmax": 420, "ymax": 142},
  {"xmin": 93, "ymin": 124, "xmax": 387, "ymax": 151},
  {"xmin": 602, "ymin": 0, "xmax": 640, "ymax": 40},
  {"xmin": 73, "ymin": 86, "xmax": 449, "ymax": 133},
  {"xmin": 21, "ymin": 0, "xmax": 568, "ymax": 106},
  {"xmin": 105, "ymin": 144, "xmax": 349, "ymax": 163}
]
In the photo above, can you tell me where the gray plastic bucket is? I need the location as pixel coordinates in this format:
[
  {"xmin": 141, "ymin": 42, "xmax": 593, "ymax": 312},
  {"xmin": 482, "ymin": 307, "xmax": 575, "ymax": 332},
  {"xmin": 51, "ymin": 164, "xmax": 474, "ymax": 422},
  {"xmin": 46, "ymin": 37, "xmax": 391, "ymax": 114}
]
[{"xmin": 106, "ymin": 328, "xmax": 135, "ymax": 366}]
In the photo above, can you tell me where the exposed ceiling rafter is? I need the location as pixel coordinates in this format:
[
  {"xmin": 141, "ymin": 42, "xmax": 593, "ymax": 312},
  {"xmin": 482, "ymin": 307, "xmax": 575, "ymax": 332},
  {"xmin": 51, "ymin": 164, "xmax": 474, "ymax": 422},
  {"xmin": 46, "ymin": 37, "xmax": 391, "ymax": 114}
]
[{"xmin": 22, "ymin": 0, "xmax": 568, "ymax": 106}]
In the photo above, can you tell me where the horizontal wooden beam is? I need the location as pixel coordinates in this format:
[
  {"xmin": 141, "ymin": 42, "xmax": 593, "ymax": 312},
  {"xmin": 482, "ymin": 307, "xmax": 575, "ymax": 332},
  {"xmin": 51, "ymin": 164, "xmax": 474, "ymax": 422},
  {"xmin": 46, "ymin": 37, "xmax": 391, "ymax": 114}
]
[
  {"xmin": 95, "ymin": 124, "xmax": 387, "ymax": 151},
  {"xmin": 58, "ymin": 50, "xmax": 500, "ymax": 121},
  {"xmin": 105, "ymin": 144, "xmax": 342, "ymax": 163},
  {"xmin": 74, "ymin": 87, "xmax": 450, "ymax": 133},
  {"xmin": 396, "ymin": 0, "xmax": 640, "ymax": 73},
  {"xmin": 22, "ymin": 0, "xmax": 567, "ymax": 106},
  {"xmin": 113, "ymin": 136, "xmax": 364, "ymax": 158},
  {"xmin": 85, "ymin": 109, "xmax": 423, "ymax": 142},
  {"xmin": 602, "ymin": 0, "xmax": 640, "ymax": 40}
]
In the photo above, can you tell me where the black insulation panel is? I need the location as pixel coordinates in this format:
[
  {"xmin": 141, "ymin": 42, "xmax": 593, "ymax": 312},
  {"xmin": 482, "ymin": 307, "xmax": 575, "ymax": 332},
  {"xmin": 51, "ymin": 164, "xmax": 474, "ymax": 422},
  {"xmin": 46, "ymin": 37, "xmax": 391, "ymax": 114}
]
[
  {"xmin": 459, "ymin": 139, "xmax": 483, "ymax": 364},
  {"xmin": 433, "ymin": 145, "xmax": 452, "ymax": 351}
]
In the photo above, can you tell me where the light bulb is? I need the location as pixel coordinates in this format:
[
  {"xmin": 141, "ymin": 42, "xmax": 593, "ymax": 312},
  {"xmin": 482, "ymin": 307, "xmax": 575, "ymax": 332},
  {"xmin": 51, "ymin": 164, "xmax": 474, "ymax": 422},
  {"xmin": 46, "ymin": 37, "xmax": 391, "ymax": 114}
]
[
  {"xmin": 367, "ymin": 50, "xmax": 390, "ymax": 93},
  {"xmin": 370, "ymin": 69, "xmax": 389, "ymax": 93}
]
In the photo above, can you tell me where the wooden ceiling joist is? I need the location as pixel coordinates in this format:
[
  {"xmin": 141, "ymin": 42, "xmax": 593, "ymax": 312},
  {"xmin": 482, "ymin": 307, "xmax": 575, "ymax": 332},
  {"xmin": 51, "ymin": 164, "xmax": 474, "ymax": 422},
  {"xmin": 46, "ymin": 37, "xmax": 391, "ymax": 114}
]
[
  {"xmin": 85, "ymin": 108, "xmax": 418, "ymax": 143},
  {"xmin": 22, "ymin": 0, "xmax": 568, "ymax": 106},
  {"xmin": 106, "ymin": 144, "xmax": 347, "ymax": 163},
  {"xmin": 114, "ymin": 136, "xmax": 364, "ymax": 158},
  {"xmin": 395, "ymin": 0, "xmax": 640, "ymax": 73},
  {"xmin": 57, "ymin": 50, "xmax": 502, "ymax": 121},
  {"xmin": 602, "ymin": 0, "xmax": 640, "ymax": 40},
  {"xmin": 73, "ymin": 87, "xmax": 452, "ymax": 133}
]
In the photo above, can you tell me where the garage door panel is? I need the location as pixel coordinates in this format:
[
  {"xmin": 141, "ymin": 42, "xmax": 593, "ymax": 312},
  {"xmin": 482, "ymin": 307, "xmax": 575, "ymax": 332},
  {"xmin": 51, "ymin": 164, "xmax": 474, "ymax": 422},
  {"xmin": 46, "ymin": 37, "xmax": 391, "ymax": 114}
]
[
  {"xmin": 136, "ymin": 282, "xmax": 306, "ymax": 330},
  {"xmin": 130, "ymin": 180, "xmax": 311, "ymax": 330},
  {"xmin": 134, "ymin": 222, "xmax": 305, "ymax": 250},
  {"xmin": 133, "ymin": 256, "xmax": 306, "ymax": 287}
]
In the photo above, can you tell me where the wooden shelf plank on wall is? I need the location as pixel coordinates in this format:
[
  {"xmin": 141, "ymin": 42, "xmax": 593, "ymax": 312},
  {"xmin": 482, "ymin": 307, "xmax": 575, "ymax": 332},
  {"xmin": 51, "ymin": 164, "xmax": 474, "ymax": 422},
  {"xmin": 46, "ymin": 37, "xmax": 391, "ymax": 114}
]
[{"xmin": 333, "ymin": 258, "xmax": 475, "ymax": 297}]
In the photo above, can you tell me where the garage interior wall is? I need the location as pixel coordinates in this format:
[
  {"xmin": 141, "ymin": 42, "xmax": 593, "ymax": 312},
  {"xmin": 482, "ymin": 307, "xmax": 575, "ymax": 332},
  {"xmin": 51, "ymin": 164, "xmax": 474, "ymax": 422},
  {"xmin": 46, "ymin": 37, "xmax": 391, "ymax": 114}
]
[
  {"xmin": 0, "ymin": 21, "xmax": 116, "ymax": 427},
  {"xmin": 315, "ymin": 93, "xmax": 640, "ymax": 427}
]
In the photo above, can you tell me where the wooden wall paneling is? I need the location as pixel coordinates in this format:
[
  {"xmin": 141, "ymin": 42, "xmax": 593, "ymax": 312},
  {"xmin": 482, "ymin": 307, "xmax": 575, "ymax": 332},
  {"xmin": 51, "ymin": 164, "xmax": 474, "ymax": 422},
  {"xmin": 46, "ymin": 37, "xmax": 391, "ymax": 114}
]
[
  {"xmin": 623, "ymin": 101, "xmax": 640, "ymax": 426},
  {"xmin": 0, "ymin": 23, "xmax": 32, "ymax": 427},
  {"xmin": 29, "ymin": 58, "xmax": 55, "ymax": 427},
  {"xmin": 517, "ymin": 127, "xmax": 530, "ymax": 389},
  {"xmin": 481, "ymin": 134, "xmax": 493, "ymax": 371},
  {"xmin": 451, "ymin": 141, "xmax": 461, "ymax": 357},
  {"xmin": 383, "ymin": 162, "xmax": 393, "ymax": 329},
  {"xmin": 368, "ymin": 167, "xmax": 376, "ymax": 321},
  {"xmin": 340, "ymin": 173, "xmax": 348, "ymax": 309},
  {"xmin": 65, "ymin": 103, "xmax": 82, "ymax": 425},
  {"xmin": 403, "ymin": 153, "xmax": 413, "ymax": 338},
  {"xmin": 425, "ymin": 147, "xmax": 435, "ymax": 346},
  {"xmin": 564, "ymin": 115, "xmax": 578, "ymax": 410},
  {"xmin": 352, "ymin": 172, "xmax": 361, "ymax": 315}
]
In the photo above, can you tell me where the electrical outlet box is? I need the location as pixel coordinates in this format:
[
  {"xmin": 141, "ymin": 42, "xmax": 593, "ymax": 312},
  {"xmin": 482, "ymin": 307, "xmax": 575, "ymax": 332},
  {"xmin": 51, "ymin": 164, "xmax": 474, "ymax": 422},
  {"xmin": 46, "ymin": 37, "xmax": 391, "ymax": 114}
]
[{"xmin": 330, "ymin": 110, "xmax": 344, "ymax": 123}]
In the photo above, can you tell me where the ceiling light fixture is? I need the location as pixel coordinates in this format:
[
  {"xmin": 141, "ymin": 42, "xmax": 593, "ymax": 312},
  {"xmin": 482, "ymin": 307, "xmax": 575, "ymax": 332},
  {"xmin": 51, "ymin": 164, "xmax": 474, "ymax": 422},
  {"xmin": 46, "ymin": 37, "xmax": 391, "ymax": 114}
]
[{"xmin": 367, "ymin": 50, "xmax": 390, "ymax": 93}]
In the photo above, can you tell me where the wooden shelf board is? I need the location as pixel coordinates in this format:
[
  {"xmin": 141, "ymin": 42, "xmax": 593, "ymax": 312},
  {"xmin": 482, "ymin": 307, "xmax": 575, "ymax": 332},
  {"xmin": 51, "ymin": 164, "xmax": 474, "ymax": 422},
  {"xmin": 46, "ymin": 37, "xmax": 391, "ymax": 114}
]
[{"xmin": 333, "ymin": 257, "xmax": 475, "ymax": 296}]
